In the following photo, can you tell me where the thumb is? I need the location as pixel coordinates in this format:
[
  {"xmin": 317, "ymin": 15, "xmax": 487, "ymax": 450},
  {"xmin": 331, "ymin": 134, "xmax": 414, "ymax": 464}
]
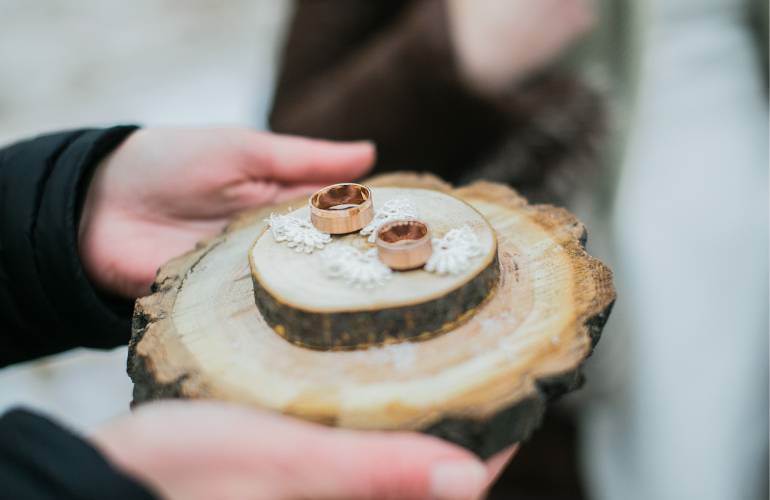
[
  {"xmin": 281, "ymin": 423, "xmax": 489, "ymax": 500},
  {"xmin": 248, "ymin": 131, "xmax": 376, "ymax": 184}
]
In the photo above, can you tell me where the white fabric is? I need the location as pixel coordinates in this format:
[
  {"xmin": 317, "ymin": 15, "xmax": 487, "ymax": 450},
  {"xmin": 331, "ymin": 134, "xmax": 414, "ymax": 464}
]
[{"xmin": 582, "ymin": 0, "xmax": 768, "ymax": 499}]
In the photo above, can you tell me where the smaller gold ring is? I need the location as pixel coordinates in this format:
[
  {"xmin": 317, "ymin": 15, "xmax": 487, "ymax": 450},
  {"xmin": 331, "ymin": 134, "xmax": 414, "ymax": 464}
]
[
  {"xmin": 309, "ymin": 183, "xmax": 374, "ymax": 234},
  {"xmin": 376, "ymin": 219, "xmax": 433, "ymax": 271}
]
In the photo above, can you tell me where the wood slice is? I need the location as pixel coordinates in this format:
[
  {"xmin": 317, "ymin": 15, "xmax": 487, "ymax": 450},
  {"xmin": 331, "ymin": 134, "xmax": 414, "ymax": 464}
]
[
  {"xmin": 249, "ymin": 187, "xmax": 499, "ymax": 350},
  {"xmin": 128, "ymin": 173, "xmax": 615, "ymax": 458}
]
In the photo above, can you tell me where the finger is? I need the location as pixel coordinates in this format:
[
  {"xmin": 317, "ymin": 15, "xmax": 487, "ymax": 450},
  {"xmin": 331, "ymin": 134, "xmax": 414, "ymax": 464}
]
[
  {"xmin": 484, "ymin": 444, "xmax": 518, "ymax": 489},
  {"xmin": 249, "ymin": 411, "xmax": 489, "ymax": 500},
  {"xmin": 152, "ymin": 402, "xmax": 488, "ymax": 500},
  {"xmin": 120, "ymin": 401, "xmax": 490, "ymax": 500},
  {"xmin": 249, "ymin": 132, "xmax": 376, "ymax": 184}
]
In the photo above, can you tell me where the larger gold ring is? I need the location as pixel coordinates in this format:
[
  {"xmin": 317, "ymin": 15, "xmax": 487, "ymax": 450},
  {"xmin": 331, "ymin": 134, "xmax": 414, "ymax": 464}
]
[
  {"xmin": 376, "ymin": 219, "xmax": 433, "ymax": 270},
  {"xmin": 309, "ymin": 183, "xmax": 374, "ymax": 234}
]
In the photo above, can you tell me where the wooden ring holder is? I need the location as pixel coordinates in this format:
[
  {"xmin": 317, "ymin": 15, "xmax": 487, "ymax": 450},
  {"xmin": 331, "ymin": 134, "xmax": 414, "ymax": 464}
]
[
  {"xmin": 252, "ymin": 189, "xmax": 498, "ymax": 350},
  {"xmin": 128, "ymin": 173, "xmax": 615, "ymax": 458}
]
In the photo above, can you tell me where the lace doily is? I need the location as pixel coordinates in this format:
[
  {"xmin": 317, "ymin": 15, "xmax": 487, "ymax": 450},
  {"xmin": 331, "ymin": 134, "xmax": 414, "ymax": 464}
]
[
  {"xmin": 425, "ymin": 225, "xmax": 482, "ymax": 275},
  {"xmin": 266, "ymin": 213, "xmax": 331, "ymax": 253},
  {"xmin": 360, "ymin": 198, "xmax": 418, "ymax": 243},
  {"xmin": 320, "ymin": 244, "xmax": 392, "ymax": 288}
]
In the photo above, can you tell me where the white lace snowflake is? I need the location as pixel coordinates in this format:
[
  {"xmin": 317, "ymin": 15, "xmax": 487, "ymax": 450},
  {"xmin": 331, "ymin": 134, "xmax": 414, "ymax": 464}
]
[
  {"xmin": 266, "ymin": 213, "xmax": 331, "ymax": 253},
  {"xmin": 425, "ymin": 225, "xmax": 483, "ymax": 275},
  {"xmin": 320, "ymin": 244, "xmax": 392, "ymax": 288},
  {"xmin": 360, "ymin": 198, "xmax": 418, "ymax": 243}
]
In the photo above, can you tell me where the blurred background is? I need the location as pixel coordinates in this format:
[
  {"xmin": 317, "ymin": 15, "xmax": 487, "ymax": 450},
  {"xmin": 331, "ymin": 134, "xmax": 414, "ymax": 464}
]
[{"xmin": 0, "ymin": 1, "xmax": 767, "ymax": 499}]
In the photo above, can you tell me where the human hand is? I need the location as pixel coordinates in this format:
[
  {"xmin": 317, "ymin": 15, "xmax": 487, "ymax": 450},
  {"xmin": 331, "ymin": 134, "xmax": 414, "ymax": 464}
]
[
  {"xmin": 91, "ymin": 401, "xmax": 516, "ymax": 500},
  {"xmin": 447, "ymin": 0, "xmax": 595, "ymax": 95},
  {"xmin": 78, "ymin": 128, "xmax": 374, "ymax": 298}
]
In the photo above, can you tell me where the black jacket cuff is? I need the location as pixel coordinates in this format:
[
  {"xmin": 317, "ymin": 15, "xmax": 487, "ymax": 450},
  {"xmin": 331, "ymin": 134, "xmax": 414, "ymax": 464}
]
[{"xmin": 0, "ymin": 126, "xmax": 139, "ymax": 366}]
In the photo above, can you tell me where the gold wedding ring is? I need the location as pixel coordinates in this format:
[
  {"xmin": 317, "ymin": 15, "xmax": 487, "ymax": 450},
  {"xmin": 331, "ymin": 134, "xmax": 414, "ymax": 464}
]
[
  {"xmin": 376, "ymin": 220, "xmax": 433, "ymax": 270},
  {"xmin": 309, "ymin": 183, "xmax": 374, "ymax": 234}
]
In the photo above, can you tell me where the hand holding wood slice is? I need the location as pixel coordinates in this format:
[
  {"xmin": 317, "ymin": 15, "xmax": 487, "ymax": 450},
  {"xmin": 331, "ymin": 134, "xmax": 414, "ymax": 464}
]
[{"xmin": 129, "ymin": 173, "xmax": 615, "ymax": 458}]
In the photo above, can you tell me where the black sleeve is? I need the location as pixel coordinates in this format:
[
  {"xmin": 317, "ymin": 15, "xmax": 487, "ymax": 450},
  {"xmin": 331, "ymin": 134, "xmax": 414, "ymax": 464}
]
[
  {"xmin": 0, "ymin": 126, "xmax": 139, "ymax": 367},
  {"xmin": 0, "ymin": 408, "xmax": 156, "ymax": 500}
]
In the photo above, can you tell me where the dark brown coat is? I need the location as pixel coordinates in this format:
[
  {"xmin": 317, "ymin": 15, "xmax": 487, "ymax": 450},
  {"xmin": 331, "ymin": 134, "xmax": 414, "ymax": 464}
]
[{"xmin": 269, "ymin": 0, "xmax": 603, "ymax": 203}]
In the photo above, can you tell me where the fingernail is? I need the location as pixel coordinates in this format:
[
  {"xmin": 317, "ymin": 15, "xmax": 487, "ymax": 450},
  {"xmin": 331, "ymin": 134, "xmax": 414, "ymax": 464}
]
[{"xmin": 429, "ymin": 460, "xmax": 488, "ymax": 500}]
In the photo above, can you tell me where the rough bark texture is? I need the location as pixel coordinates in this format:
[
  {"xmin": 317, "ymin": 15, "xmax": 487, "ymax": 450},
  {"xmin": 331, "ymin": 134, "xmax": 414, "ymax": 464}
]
[
  {"xmin": 251, "ymin": 253, "xmax": 500, "ymax": 350},
  {"xmin": 424, "ymin": 301, "xmax": 613, "ymax": 458},
  {"xmin": 128, "ymin": 173, "xmax": 615, "ymax": 458}
]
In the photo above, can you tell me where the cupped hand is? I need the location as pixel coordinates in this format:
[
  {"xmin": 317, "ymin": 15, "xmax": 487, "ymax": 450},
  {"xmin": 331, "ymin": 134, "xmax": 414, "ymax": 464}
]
[
  {"xmin": 78, "ymin": 128, "xmax": 375, "ymax": 298},
  {"xmin": 447, "ymin": 0, "xmax": 595, "ymax": 95},
  {"xmin": 91, "ymin": 401, "xmax": 516, "ymax": 500}
]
